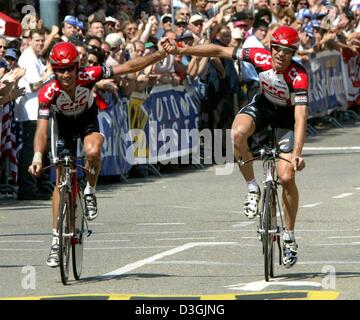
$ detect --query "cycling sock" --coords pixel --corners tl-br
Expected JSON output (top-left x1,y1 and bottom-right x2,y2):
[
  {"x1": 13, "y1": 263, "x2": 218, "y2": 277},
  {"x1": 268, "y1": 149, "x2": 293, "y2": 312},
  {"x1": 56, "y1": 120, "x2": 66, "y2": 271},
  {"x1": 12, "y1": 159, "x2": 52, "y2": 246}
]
[
  {"x1": 247, "y1": 179, "x2": 260, "y2": 193},
  {"x1": 284, "y1": 229, "x2": 295, "y2": 241},
  {"x1": 84, "y1": 182, "x2": 96, "y2": 195},
  {"x1": 52, "y1": 231, "x2": 59, "y2": 246}
]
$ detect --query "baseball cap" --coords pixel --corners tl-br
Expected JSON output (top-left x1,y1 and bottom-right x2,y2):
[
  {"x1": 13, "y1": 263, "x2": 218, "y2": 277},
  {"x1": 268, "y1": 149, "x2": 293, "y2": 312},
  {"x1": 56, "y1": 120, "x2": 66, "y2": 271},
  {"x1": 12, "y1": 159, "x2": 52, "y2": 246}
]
[
  {"x1": 145, "y1": 42, "x2": 157, "y2": 49},
  {"x1": 105, "y1": 33, "x2": 123, "y2": 48},
  {"x1": 234, "y1": 20, "x2": 249, "y2": 28},
  {"x1": 106, "y1": 16, "x2": 118, "y2": 24},
  {"x1": 64, "y1": 15, "x2": 85, "y2": 30},
  {"x1": 175, "y1": 18, "x2": 188, "y2": 25},
  {"x1": 4, "y1": 48, "x2": 18, "y2": 61},
  {"x1": 189, "y1": 14, "x2": 204, "y2": 24},
  {"x1": 161, "y1": 14, "x2": 173, "y2": 23},
  {"x1": 231, "y1": 12, "x2": 248, "y2": 22},
  {"x1": 180, "y1": 30, "x2": 194, "y2": 40}
]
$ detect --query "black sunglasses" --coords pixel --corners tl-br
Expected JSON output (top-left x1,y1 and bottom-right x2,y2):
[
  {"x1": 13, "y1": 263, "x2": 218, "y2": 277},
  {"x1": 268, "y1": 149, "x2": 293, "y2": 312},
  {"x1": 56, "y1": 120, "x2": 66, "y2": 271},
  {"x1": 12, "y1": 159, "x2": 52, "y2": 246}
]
[
  {"x1": 0, "y1": 45, "x2": 8, "y2": 49},
  {"x1": 272, "y1": 44, "x2": 295, "y2": 54},
  {"x1": 53, "y1": 65, "x2": 76, "y2": 73}
]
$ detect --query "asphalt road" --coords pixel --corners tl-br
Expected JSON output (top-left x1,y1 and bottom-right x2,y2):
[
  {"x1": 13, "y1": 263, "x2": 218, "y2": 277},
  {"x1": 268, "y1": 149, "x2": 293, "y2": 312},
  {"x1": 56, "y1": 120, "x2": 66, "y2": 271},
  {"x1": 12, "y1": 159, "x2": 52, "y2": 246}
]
[{"x1": 1, "y1": 118, "x2": 360, "y2": 300}]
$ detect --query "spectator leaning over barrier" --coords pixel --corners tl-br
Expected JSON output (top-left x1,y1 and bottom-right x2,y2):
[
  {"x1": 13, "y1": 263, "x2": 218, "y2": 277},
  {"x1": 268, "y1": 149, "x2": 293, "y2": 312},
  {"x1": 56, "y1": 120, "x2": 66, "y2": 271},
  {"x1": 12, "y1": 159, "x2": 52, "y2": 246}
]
[
  {"x1": 28, "y1": 39, "x2": 172, "y2": 268},
  {"x1": 15, "y1": 29, "x2": 53, "y2": 201}
]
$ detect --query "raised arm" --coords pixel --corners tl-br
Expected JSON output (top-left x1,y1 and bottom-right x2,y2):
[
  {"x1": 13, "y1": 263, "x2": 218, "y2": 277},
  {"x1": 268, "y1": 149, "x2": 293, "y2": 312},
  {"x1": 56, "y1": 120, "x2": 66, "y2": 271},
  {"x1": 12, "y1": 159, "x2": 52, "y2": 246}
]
[
  {"x1": 112, "y1": 40, "x2": 168, "y2": 76},
  {"x1": 164, "y1": 41, "x2": 234, "y2": 60}
]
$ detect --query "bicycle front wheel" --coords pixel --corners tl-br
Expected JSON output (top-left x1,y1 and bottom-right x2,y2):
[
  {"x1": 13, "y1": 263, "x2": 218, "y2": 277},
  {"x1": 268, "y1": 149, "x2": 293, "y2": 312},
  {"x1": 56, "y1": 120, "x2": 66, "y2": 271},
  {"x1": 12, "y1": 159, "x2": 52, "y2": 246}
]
[
  {"x1": 58, "y1": 188, "x2": 71, "y2": 285},
  {"x1": 72, "y1": 185, "x2": 85, "y2": 280},
  {"x1": 263, "y1": 182, "x2": 275, "y2": 282}
]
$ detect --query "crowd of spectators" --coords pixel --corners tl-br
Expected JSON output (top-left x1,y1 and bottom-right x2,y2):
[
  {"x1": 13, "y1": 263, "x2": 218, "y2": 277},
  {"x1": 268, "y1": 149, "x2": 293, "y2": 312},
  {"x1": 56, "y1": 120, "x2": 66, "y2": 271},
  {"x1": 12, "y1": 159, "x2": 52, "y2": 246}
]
[{"x1": 0, "y1": 0, "x2": 359, "y2": 199}]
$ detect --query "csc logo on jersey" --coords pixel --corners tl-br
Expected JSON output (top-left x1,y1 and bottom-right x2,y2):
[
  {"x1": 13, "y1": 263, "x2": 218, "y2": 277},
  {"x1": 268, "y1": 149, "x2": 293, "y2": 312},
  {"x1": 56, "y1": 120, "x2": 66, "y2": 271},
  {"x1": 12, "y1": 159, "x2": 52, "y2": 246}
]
[
  {"x1": 57, "y1": 88, "x2": 90, "y2": 113},
  {"x1": 288, "y1": 67, "x2": 301, "y2": 83},
  {"x1": 44, "y1": 82, "x2": 60, "y2": 100},
  {"x1": 254, "y1": 53, "x2": 271, "y2": 65},
  {"x1": 78, "y1": 70, "x2": 96, "y2": 81},
  {"x1": 261, "y1": 81, "x2": 287, "y2": 99}
]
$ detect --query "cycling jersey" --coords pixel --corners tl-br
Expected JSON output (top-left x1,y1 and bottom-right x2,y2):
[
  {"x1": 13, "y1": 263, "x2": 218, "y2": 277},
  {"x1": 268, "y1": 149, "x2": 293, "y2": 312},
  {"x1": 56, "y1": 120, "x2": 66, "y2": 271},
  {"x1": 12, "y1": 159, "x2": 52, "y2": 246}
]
[
  {"x1": 232, "y1": 47, "x2": 309, "y2": 107},
  {"x1": 38, "y1": 65, "x2": 113, "y2": 119}
]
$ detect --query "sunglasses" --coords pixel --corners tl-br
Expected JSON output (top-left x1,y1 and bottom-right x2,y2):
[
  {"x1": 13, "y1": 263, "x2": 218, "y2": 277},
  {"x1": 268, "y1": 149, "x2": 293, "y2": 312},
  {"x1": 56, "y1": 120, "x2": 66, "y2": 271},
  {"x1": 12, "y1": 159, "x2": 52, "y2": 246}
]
[
  {"x1": 272, "y1": 44, "x2": 295, "y2": 54},
  {"x1": 87, "y1": 60, "x2": 98, "y2": 65},
  {"x1": 0, "y1": 45, "x2": 7, "y2": 49},
  {"x1": 53, "y1": 65, "x2": 76, "y2": 73}
]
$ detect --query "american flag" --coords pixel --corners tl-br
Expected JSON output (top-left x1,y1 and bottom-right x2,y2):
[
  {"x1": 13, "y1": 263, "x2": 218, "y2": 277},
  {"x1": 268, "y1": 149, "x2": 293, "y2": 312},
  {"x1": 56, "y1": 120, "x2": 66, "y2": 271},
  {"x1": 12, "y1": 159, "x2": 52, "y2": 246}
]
[{"x1": 0, "y1": 101, "x2": 20, "y2": 183}]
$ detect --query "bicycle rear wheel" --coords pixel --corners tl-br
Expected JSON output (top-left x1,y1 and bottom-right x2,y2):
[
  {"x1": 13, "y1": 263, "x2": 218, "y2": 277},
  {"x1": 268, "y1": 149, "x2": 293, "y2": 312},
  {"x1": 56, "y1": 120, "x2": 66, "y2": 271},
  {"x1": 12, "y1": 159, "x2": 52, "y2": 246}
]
[
  {"x1": 263, "y1": 182, "x2": 275, "y2": 282},
  {"x1": 72, "y1": 184, "x2": 85, "y2": 280},
  {"x1": 58, "y1": 188, "x2": 71, "y2": 285}
]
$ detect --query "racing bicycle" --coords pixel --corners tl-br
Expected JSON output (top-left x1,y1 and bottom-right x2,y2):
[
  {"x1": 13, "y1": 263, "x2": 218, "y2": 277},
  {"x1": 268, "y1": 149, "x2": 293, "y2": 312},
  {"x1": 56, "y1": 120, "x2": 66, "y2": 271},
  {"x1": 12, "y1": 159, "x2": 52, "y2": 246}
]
[{"x1": 240, "y1": 131, "x2": 292, "y2": 281}]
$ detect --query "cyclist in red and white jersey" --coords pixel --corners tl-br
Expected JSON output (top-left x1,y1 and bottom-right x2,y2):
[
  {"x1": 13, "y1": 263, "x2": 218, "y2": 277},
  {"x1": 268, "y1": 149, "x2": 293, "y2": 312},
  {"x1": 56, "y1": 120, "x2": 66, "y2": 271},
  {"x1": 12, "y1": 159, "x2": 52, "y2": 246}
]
[
  {"x1": 29, "y1": 41, "x2": 169, "y2": 267},
  {"x1": 163, "y1": 26, "x2": 308, "y2": 267}
]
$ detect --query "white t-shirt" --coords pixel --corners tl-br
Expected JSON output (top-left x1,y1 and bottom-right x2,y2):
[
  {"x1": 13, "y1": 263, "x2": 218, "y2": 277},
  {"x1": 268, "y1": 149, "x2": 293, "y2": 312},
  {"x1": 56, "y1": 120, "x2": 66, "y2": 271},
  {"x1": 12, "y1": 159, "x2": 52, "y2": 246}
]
[{"x1": 15, "y1": 47, "x2": 46, "y2": 121}]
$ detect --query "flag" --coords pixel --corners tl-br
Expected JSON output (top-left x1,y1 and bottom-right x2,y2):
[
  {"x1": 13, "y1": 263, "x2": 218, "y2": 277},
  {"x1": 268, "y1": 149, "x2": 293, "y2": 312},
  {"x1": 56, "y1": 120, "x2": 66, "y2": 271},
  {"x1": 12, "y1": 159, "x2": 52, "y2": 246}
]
[{"x1": 0, "y1": 101, "x2": 19, "y2": 183}]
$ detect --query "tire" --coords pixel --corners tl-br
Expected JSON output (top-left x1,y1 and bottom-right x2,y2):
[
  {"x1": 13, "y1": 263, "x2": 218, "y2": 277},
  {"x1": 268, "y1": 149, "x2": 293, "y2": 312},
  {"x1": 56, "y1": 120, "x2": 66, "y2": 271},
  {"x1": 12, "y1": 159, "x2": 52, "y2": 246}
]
[
  {"x1": 59, "y1": 188, "x2": 71, "y2": 285},
  {"x1": 263, "y1": 182, "x2": 275, "y2": 282},
  {"x1": 72, "y1": 184, "x2": 85, "y2": 280}
]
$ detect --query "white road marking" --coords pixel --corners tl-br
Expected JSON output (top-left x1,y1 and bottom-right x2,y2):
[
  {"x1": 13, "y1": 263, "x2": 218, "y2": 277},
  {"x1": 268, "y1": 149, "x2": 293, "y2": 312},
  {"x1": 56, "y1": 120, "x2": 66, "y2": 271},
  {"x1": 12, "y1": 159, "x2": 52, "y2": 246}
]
[
  {"x1": 303, "y1": 146, "x2": 360, "y2": 151},
  {"x1": 313, "y1": 242, "x2": 360, "y2": 246},
  {"x1": 0, "y1": 240, "x2": 44, "y2": 243},
  {"x1": 86, "y1": 240, "x2": 130, "y2": 243},
  {"x1": 327, "y1": 236, "x2": 360, "y2": 239},
  {"x1": 225, "y1": 278, "x2": 321, "y2": 292},
  {"x1": 99, "y1": 242, "x2": 237, "y2": 279},
  {"x1": 232, "y1": 221, "x2": 255, "y2": 228},
  {"x1": 137, "y1": 223, "x2": 186, "y2": 226},
  {"x1": 332, "y1": 193, "x2": 353, "y2": 199},
  {"x1": 0, "y1": 205, "x2": 51, "y2": 211},
  {"x1": 301, "y1": 202, "x2": 322, "y2": 208},
  {"x1": 155, "y1": 237, "x2": 216, "y2": 241},
  {"x1": 297, "y1": 260, "x2": 360, "y2": 265}
]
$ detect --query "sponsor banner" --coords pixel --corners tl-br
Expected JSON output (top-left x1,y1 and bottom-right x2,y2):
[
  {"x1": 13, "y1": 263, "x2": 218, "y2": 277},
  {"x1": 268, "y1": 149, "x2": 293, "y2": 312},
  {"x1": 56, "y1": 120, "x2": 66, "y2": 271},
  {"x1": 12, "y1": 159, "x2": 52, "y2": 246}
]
[
  {"x1": 128, "y1": 92, "x2": 148, "y2": 158},
  {"x1": 98, "y1": 93, "x2": 133, "y2": 176},
  {"x1": 341, "y1": 48, "x2": 360, "y2": 107},
  {"x1": 131, "y1": 85, "x2": 200, "y2": 164},
  {"x1": 184, "y1": 76, "x2": 206, "y2": 107},
  {"x1": 305, "y1": 51, "x2": 347, "y2": 117}
]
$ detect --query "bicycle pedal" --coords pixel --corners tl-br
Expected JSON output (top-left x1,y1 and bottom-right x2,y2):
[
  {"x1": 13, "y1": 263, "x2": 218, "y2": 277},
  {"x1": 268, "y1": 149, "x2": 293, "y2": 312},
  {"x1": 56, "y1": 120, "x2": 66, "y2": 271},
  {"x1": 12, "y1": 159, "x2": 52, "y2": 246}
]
[{"x1": 87, "y1": 230, "x2": 92, "y2": 237}]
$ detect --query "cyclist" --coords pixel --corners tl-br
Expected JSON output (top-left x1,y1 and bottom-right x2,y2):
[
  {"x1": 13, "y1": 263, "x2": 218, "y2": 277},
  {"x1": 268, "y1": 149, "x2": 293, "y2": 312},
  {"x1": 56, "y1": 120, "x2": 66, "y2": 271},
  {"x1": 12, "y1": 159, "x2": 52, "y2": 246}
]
[
  {"x1": 163, "y1": 26, "x2": 308, "y2": 268},
  {"x1": 29, "y1": 40, "x2": 169, "y2": 267}
]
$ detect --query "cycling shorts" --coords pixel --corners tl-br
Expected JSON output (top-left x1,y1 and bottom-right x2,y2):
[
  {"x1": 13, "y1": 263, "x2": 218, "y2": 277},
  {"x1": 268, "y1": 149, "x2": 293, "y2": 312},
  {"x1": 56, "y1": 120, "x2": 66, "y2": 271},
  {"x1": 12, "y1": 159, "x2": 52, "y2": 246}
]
[
  {"x1": 52, "y1": 105, "x2": 100, "y2": 157},
  {"x1": 238, "y1": 94, "x2": 295, "y2": 153}
]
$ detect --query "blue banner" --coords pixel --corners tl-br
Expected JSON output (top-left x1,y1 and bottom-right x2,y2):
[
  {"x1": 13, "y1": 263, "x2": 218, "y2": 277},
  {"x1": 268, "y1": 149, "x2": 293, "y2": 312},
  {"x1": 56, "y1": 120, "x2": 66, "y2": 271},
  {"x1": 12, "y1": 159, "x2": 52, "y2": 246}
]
[
  {"x1": 98, "y1": 93, "x2": 134, "y2": 176},
  {"x1": 132, "y1": 85, "x2": 200, "y2": 164},
  {"x1": 305, "y1": 51, "x2": 347, "y2": 117}
]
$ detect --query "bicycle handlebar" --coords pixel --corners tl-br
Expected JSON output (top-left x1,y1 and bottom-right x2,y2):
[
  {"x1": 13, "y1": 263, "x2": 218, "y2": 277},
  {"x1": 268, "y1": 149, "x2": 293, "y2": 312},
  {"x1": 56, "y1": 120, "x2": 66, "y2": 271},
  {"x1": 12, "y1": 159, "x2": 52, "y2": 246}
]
[{"x1": 239, "y1": 147, "x2": 292, "y2": 166}]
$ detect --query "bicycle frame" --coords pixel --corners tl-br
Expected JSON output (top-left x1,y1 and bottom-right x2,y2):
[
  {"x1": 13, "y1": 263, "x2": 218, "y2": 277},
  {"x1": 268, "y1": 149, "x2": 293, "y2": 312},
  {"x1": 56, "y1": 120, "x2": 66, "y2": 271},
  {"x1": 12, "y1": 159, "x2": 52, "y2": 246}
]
[
  {"x1": 46, "y1": 150, "x2": 91, "y2": 285},
  {"x1": 240, "y1": 146, "x2": 289, "y2": 281}
]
